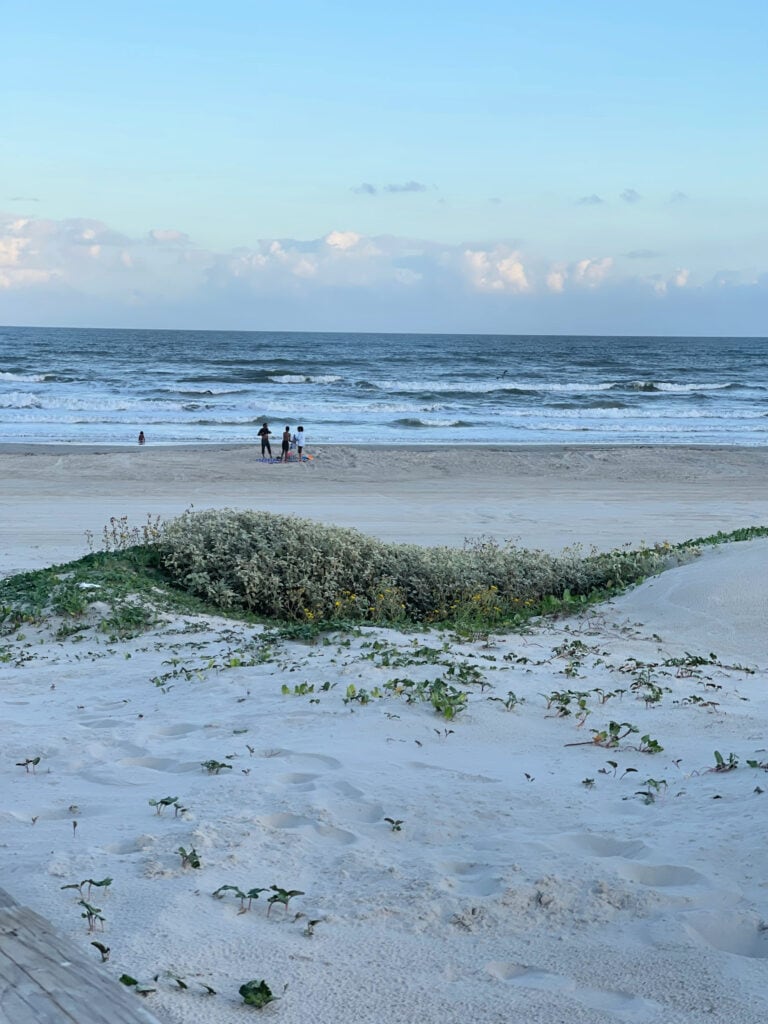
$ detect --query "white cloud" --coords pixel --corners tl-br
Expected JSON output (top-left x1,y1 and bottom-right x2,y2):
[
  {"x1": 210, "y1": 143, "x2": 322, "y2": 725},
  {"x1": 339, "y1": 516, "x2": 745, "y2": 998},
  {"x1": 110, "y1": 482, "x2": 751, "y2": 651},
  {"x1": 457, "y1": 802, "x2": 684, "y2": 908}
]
[
  {"x1": 0, "y1": 209, "x2": 765, "y2": 334},
  {"x1": 546, "y1": 268, "x2": 566, "y2": 293},
  {"x1": 0, "y1": 236, "x2": 29, "y2": 266},
  {"x1": 651, "y1": 268, "x2": 691, "y2": 294},
  {"x1": 462, "y1": 247, "x2": 530, "y2": 293},
  {"x1": 673, "y1": 268, "x2": 689, "y2": 288},
  {"x1": 148, "y1": 229, "x2": 190, "y2": 245},
  {"x1": 0, "y1": 267, "x2": 60, "y2": 290},
  {"x1": 324, "y1": 230, "x2": 361, "y2": 250},
  {"x1": 573, "y1": 257, "x2": 613, "y2": 287}
]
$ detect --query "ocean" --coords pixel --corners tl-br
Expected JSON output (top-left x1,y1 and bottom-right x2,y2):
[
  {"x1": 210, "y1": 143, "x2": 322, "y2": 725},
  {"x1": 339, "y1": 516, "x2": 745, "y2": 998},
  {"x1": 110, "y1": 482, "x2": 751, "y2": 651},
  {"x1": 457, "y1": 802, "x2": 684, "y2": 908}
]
[{"x1": 1, "y1": 327, "x2": 766, "y2": 447}]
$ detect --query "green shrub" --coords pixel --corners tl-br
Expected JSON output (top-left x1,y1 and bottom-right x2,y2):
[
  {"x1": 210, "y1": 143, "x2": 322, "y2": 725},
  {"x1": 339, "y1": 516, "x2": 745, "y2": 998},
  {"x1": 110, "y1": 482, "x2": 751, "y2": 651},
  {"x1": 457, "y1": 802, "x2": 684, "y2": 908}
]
[{"x1": 156, "y1": 508, "x2": 678, "y2": 625}]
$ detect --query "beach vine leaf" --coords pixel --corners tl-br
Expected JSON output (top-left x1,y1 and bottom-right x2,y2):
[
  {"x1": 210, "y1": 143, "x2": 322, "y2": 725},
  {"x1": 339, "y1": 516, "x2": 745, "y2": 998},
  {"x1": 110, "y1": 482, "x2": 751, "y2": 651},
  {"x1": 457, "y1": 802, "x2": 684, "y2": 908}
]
[
  {"x1": 267, "y1": 886, "x2": 304, "y2": 915},
  {"x1": 239, "y1": 979, "x2": 275, "y2": 1008}
]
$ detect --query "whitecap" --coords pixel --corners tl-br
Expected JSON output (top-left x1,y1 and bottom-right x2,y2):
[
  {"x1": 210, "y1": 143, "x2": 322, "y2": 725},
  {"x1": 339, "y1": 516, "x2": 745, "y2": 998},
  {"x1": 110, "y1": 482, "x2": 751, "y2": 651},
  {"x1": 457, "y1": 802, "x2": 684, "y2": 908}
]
[
  {"x1": 0, "y1": 391, "x2": 43, "y2": 408},
  {"x1": 0, "y1": 370, "x2": 48, "y2": 383}
]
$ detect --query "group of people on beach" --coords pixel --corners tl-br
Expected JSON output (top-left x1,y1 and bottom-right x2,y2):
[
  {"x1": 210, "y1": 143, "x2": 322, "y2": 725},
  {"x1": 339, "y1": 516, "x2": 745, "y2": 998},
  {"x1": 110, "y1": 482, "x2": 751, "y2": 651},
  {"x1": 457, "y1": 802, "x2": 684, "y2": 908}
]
[
  {"x1": 135, "y1": 424, "x2": 307, "y2": 460},
  {"x1": 258, "y1": 423, "x2": 307, "y2": 462}
]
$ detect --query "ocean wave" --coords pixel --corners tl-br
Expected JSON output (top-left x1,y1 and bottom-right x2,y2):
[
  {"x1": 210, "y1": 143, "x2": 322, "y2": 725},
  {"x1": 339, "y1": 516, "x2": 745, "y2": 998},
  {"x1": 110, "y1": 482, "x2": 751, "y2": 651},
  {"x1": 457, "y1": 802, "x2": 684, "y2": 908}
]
[
  {"x1": 178, "y1": 371, "x2": 280, "y2": 385},
  {"x1": 377, "y1": 378, "x2": 742, "y2": 396},
  {"x1": 167, "y1": 386, "x2": 248, "y2": 396},
  {"x1": 269, "y1": 374, "x2": 343, "y2": 385},
  {"x1": 628, "y1": 381, "x2": 734, "y2": 393},
  {"x1": 1, "y1": 328, "x2": 765, "y2": 447},
  {"x1": 549, "y1": 399, "x2": 631, "y2": 410},
  {"x1": 499, "y1": 406, "x2": 763, "y2": 421},
  {"x1": 30, "y1": 395, "x2": 180, "y2": 412},
  {"x1": 0, "y1": 392, "x2": 43, "y2": 408},
  {"x1": 379, "y1": 379, "x2": 616, "y2": 394},
  {"x1": 390, "y1": 417, "x2": 474, "y2": 428},
  {"x1": 189, "y1": 418, "x2": 259, "y2": 427},
  {"x1": 0, "y1": 370, "x2": 49, "y2": 383}
]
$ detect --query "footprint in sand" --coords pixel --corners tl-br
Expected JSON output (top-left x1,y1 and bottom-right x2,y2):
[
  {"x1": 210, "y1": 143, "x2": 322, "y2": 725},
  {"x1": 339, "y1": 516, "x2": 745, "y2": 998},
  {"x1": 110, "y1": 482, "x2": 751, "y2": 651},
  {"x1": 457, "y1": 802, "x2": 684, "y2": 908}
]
[
  {"x1": 275, "y1": 772, "x2": 319, "y2": 790},
  {"x1": 486, "y1": 962, "x2": 660, "y2": 1021},
  {"x1": 439, "y1": 860, "x2": 502, "y2": 896},
  {"x1": 321, "y1": 781, "x2": 385, "y2": 824},
  {"x1": 79, "y1": 717, "x2": 127, "y2": 730},
  {"x1": 332, "y1": 780, "x2": 364, "y2": 799},
  {"x1": 150, "y1": 722, "x2": 201, "y2": 738},
  {"x1": 262, "y1": 812, "x2": 313, "y2": 829},
  {"x1": 559, "y1": 833, "x2": 648, "y2": 858},
  {"x1": 314, "y1": 823, "x2": 356, "y2": 845},
  {"x1": 117, "y1": 756, "x2": 200, "y2": 773},
  {"x1": 284, "y1": 750, "x2": 342, "y2": 769},
  {"x1": 79, "y1": 767, "x2": 147, "y2": 787},
  {"x1": 265, "y1": 749, "x2": 341, "y2": 770},
  {"x1": 684, "y1": 911, "x2": 768, "y2": 958},
  {"x1": 105, "y1": 834, "x2": 158, "y2": 855},
  {"x1": 260, "y1": 812, "x2": 356, "y2": 845},
  {"x1": 616, "y1": 862, "x2": 706, "y2": 888}
]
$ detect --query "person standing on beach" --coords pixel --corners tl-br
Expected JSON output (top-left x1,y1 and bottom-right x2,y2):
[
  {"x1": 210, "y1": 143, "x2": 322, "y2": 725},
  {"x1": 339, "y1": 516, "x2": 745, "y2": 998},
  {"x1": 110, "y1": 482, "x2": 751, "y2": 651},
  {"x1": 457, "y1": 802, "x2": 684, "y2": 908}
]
[
  {"x1": 281, "y1": 425, "x2": 292, "y2": 462},
  {"x1": 295, "y1": 425, "x2": 306, "y2": 462},
  {"x1": 138, "y1": 430, "x2": 145, "y2": 445},
  {"x1": 258, "y1": 423, "x2": 272, "y2": 458}
]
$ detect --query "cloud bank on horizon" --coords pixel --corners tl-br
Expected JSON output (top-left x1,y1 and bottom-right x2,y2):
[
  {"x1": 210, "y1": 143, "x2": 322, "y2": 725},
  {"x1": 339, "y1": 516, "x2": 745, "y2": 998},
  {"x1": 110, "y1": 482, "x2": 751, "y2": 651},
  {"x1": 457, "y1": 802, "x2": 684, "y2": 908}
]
[
  {"x1": 1, "y1": 210, "x2": 765, "y2": 335},
  {"x1": 2, "y1": 1, "x2": 766, "y2": 334}
]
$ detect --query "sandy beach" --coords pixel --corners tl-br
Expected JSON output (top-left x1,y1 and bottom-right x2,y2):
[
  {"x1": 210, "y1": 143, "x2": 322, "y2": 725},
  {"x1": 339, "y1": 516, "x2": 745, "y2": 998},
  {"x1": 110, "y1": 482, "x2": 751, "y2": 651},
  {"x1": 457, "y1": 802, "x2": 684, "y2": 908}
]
[
  {"x1": 2, "y1": 444, "x2": 768, "y2": 1023},
  {"x1": 2, "y1": 443, "x2": 768, "y2": 576}
]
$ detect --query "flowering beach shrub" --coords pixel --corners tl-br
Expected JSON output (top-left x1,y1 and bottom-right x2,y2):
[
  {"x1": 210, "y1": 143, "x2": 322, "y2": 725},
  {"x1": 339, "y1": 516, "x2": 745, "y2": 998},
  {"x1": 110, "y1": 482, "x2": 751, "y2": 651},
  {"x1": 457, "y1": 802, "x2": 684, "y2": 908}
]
[{"x1": 156, "y1": 508, "x2": 677, "y2": 624}]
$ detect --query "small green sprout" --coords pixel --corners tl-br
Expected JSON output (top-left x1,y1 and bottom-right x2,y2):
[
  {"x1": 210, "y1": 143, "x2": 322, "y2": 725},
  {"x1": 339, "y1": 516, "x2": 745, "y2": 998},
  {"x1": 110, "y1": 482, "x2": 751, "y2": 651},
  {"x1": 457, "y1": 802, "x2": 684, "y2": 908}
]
[
  {"x1": 384, "y1": 817, "x2": 404, "y2": 832},
  {"x1": 713, "y1": 750, "x2": 738, "y2": 772},
  {"x1": 487, "y1": 691, "x2": 524, "y2": 711},
  {"x1": 178, "y1": 846, "x2": 201, "y2": 869},
  {"x1": 62, "y1": 877, "x2": 112, "y2": 900},
  {"x1": 16, "y1": 756, "x2": 41, "y2": 774},
  {"x1": 239, "y1": 979, "x2": 275, "y2": 1008},
  {"x1": 119, "y1": 975, "x2": 156, "y2": 995},
  {"x1": 267, "y1": 886, "x2": 304, "y2": 915},
  {"x1": 79, "y1": 900, "x2": 105, "y2": 933},
  {"x1": 201, "y1": 760, "x2": 232, "y2": 774},
  {"x1": 638, "y1": 734, "x2": 664, "y2": 754},
  {"x1": 591, "y1": 721, "x2": 638, "y2": 747},
  {"x1": 148, "y1": 795, "x2": 180, "y2": 815},
  {"x1": 213, "y1": 884, "x2": 268, "y2": 912},
  {"x1": 634, "y1": 778, "x2": 667, "y2": 804}
]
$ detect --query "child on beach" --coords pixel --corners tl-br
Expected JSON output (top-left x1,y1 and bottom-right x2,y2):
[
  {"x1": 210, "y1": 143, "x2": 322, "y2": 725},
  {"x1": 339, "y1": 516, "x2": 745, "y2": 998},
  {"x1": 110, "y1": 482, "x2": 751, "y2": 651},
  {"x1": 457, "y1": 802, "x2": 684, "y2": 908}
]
[
  {"x1": 281, "y1": 426, "x2": 292, "y2": 461},
  {"x1": 295, "y1": 425, "x2": 306, "y2": 462},
  {"x1": 138, "y1": 431, "x2": 145, "y2": 445},
  {"x1": 258, "y1": 423, "x2": 272, "y2": 457}
]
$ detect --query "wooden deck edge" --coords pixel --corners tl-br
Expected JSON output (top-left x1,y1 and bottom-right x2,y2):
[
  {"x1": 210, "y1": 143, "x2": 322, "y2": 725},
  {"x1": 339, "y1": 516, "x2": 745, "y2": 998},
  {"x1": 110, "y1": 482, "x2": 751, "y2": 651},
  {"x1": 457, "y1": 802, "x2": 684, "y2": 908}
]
[{"x1": 0, "y1": 889, "x2": 166, "y2": 1024}]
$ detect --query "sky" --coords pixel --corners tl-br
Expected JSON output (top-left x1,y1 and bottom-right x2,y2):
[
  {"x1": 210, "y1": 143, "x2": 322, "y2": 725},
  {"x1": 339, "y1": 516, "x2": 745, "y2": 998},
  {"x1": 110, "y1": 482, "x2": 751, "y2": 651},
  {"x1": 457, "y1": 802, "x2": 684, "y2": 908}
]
[{"x1": 1, "y1": 0, "x2": 766, "y2": 334}]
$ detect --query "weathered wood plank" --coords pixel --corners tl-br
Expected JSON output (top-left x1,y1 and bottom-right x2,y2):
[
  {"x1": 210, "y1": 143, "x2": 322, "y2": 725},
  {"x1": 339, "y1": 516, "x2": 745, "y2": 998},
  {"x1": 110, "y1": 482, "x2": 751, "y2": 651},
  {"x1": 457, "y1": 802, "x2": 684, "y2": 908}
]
[{"x1": 0, "y1": 891, "x2": 164, "y2": 1024}]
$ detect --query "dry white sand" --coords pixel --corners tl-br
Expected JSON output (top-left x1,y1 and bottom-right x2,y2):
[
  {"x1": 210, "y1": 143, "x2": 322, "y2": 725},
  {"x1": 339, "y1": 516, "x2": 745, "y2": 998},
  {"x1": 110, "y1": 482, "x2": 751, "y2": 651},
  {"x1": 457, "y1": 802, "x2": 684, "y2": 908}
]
[
  {"x1": 2, "y1": 445, "x2": 768, "y2": 1023},
  {"x1": 2, "y1": 443, "x2": 768, "y2": 575}
]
